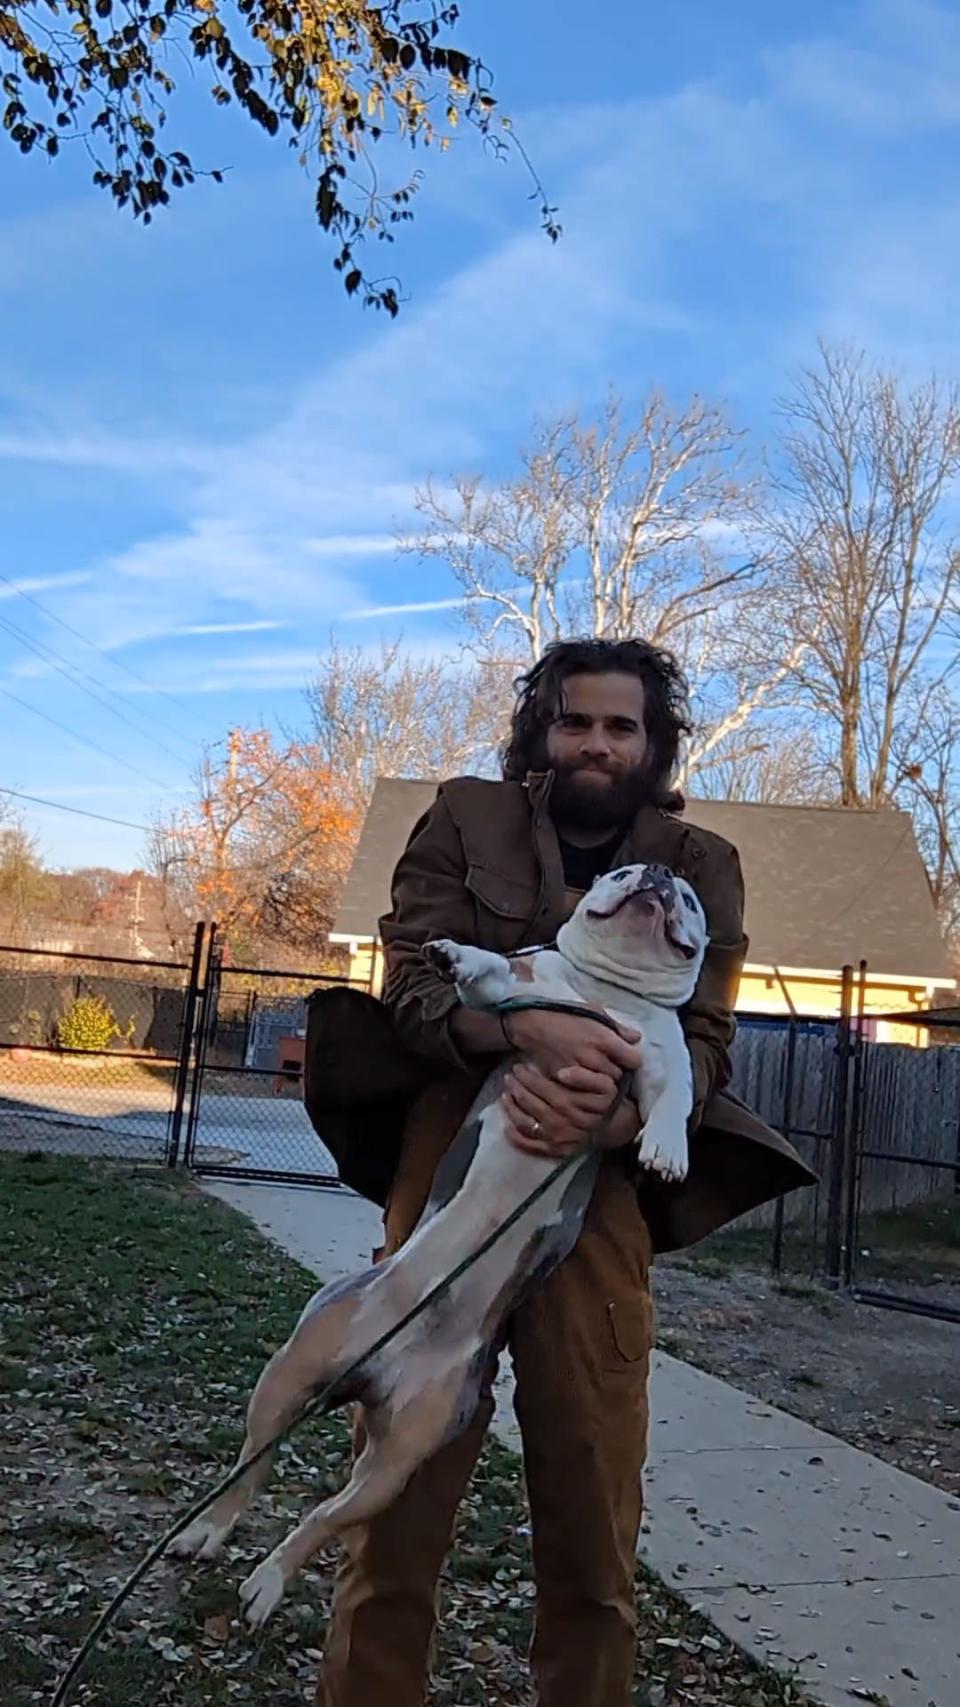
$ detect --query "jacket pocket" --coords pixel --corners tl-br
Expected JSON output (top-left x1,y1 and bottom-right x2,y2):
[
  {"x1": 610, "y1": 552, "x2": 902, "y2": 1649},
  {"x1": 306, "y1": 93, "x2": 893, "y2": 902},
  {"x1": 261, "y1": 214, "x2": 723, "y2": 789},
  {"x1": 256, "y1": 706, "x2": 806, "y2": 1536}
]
[
  {"x1": 465, "y1": 861, "x2": 538, "y2": 924},
  {"x1": 605, "y1": 1298, "x2": 652, "y2": 1368}
]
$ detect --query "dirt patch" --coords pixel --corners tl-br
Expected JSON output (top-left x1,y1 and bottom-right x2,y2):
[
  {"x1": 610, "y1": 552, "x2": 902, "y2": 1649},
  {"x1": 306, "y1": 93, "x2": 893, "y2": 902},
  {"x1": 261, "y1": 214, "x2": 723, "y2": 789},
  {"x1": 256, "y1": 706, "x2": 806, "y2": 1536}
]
[{"x1": 654, "y1": 1258, "x2": 960, "y2": 1495}]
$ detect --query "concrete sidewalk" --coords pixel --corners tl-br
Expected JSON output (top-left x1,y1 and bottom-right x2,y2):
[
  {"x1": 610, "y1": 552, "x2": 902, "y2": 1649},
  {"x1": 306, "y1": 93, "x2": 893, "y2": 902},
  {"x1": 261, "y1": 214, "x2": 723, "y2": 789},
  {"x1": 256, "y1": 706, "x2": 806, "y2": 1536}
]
[{"x1": 204, "y1": 1179, "x2": 960, "y2": 1707}]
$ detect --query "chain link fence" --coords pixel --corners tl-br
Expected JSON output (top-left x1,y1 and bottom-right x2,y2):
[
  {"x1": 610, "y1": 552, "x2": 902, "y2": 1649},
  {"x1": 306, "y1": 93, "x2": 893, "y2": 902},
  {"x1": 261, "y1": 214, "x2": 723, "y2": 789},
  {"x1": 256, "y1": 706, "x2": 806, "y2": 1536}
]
[{"x1": 0, "y1": 934, "x2": 202, "y2": 1165}]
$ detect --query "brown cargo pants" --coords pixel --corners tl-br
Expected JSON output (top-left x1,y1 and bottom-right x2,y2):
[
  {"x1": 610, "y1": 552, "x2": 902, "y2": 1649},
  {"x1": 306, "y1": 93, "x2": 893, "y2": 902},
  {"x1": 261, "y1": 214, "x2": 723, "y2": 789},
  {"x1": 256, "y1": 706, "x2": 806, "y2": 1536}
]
[{"x1": 316, "y1": 1092, "x2": 654, "y2": 1707}]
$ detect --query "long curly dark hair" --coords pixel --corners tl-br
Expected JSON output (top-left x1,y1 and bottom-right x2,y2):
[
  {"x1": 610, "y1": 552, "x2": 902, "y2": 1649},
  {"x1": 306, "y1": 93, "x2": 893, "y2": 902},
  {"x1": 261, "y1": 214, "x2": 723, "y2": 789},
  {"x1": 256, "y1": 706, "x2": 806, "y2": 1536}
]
[{"x1": 501, "y1": 637, "x2": 692, "y2": 809}]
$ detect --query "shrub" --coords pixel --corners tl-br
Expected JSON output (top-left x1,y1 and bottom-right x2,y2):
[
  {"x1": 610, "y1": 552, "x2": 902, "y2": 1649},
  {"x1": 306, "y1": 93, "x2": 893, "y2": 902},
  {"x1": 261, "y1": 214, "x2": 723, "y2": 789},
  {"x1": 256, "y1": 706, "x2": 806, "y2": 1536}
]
[{"x1": 56, "y1": 995, "x2": 133, "y2": 1054}]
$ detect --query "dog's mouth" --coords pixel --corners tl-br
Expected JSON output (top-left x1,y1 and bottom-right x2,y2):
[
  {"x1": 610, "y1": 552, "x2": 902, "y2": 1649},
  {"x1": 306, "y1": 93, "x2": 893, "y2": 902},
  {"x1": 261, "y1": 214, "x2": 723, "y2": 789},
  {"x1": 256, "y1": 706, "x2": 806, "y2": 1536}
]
[
  {"x1": 585, "y1": 888, "x2": 653, "y2": 921},
  {"x1": 586, "y1": 888, "x2": 697, "y2": 960}
]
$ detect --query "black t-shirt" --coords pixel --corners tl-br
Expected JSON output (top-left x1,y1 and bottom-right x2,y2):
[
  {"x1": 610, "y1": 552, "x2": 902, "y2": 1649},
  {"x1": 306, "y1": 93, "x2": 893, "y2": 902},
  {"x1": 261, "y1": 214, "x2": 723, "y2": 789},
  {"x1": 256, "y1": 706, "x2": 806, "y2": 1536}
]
[{"x1": 558, "y1": 833, "x2": 621, "y2": 895}]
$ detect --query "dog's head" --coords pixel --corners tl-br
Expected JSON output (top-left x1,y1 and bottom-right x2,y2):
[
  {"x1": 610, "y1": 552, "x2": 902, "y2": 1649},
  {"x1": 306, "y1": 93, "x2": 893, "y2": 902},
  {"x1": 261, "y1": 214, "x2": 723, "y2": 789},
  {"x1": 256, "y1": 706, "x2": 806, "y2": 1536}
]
[{"x1": 556, "y1": 862, "x2": 708, "y2": 1006}]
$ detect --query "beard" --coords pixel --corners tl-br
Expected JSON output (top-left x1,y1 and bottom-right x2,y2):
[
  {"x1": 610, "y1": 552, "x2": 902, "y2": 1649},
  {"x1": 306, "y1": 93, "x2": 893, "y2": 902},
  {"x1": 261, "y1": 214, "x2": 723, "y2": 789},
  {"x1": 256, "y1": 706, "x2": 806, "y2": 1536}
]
[{"x1": 549, "y1": 759, "x2": 654, "y2": 832}]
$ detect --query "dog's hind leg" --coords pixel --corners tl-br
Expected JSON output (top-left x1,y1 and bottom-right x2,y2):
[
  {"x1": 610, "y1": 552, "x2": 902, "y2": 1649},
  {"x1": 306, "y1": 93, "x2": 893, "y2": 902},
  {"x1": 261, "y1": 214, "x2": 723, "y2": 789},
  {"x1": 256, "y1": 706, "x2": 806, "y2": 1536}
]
[
  {"x1": 170, "y1": 1275, "x2": 385, "y2": 1563},
  {"x1": 238, "y1": 1359, "x2": 477, "y2": 1627},
  {"x1": 169, "y1": 1342, "x2": 316, "y2": 1560}
]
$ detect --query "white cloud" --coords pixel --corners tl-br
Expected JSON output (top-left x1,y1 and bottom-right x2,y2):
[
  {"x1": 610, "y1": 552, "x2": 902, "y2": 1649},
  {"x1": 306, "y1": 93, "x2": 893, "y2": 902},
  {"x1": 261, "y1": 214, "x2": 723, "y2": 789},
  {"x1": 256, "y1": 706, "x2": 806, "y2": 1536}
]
[
  {"x1": 0, "y1": 572, "x2": 93, "y2": 601},
  {"x1": 342, "y1": 597, "x2": 468, "y2": 620},
  {"x1": 0, "y1": 426, "x2": 211, "y2": 475},
  {"x1": 9, "y1": 0, "x2": 960, "y2": 681},
  {"x1": 768, "y1": 0, "x2": 960, "y2": 135},
  {"x1": 302, "y1": 534, "x2": 398, "y2": 557},
  {"x1": 172, "y1": 620, "x2": 292, "y2": 637}
]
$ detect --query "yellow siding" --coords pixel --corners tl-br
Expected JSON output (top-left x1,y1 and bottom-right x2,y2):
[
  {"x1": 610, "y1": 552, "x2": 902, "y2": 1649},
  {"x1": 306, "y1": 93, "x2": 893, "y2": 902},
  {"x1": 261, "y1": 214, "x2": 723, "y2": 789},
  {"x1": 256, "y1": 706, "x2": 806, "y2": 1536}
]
[
  {"x1": 736, "y1": 970, "x2": 935, "y2": 1044},
  {"x1": 345, "y1": 946, "x2": 941, "y2": 1045},
  {"x1": 345, "y1": 941, "x2": 383, "y2": 994}
]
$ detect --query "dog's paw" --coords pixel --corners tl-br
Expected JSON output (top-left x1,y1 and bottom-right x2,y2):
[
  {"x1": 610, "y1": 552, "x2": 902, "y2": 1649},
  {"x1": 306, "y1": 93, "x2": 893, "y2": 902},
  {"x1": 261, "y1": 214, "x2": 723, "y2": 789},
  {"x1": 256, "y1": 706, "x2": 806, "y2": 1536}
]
[
  {"x1": 636, "y1": 1128, "x2": 689, "y2": 1184},
  {"x1": 424, "y1": 939, "x2": 464, "y2": 983},
  {"x1": 239, "y1": 1557, "x2": 287, "y2": 1629},
  {"x1": 168, "y1": 1515, "x2": 234, "y2": 1561},
  {"x1": 426, "y1": 940, "x2": 514, "y2": 1008}
]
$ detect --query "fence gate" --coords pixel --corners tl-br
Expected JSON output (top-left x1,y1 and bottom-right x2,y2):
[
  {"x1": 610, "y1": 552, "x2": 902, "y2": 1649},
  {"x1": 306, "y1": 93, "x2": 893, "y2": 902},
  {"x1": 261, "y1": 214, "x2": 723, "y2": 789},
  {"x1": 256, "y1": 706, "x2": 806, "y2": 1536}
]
[
  {"x1": 845, "y1": 1009, "x2": 960, "y2": 1326},
  {"x1": 0, "y1": 926, "x2": 204, "y2": 1168},
  {"x1": 180, "y1": 929, "x2": 356, "y2": 1186}
]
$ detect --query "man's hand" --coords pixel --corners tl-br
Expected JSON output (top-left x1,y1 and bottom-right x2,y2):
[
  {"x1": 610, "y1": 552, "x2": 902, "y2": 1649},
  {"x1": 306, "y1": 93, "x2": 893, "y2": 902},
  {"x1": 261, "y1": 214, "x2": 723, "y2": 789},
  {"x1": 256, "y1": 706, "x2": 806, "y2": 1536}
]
[
  {"x1": 504, "y1": 1006, "x2": 642, "y2": 1079},
  {"x1": 502, "y1": 1008, "x2": 641, "y2": 1156},
  {"x1": 503, "y1": 1060, "x2": 640, "y2": 1156}
]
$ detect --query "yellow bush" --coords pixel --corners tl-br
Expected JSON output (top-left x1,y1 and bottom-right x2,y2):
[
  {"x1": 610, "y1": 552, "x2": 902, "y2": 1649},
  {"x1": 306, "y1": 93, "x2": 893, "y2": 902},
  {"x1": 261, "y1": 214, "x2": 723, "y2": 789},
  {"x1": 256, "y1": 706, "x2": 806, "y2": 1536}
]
[{"x1": 57, "y1": 995, "x2": 133, "y2": 1053}]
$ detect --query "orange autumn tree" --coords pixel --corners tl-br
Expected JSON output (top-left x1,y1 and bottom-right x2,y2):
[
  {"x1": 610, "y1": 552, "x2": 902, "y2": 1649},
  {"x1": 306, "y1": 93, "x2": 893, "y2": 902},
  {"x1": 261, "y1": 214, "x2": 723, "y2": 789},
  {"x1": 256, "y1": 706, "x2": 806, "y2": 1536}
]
[{"x1": 152, "y1": 728, "x2": 358, "y2": 959}]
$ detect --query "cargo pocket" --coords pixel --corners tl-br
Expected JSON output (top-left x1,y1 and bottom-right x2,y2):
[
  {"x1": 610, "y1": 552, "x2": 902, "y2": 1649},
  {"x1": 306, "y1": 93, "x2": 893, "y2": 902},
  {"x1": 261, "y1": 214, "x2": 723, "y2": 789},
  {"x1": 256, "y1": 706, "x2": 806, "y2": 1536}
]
[{"x1": 604, "y1": 1298, "x2": 652, "y2": 1371}]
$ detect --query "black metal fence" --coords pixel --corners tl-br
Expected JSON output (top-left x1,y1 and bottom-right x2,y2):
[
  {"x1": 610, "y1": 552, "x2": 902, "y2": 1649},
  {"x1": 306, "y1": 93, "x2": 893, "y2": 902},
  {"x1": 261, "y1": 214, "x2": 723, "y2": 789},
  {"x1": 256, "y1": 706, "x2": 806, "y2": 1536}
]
[
  {"x1": 0, "y1": 928, "x2": 205, "y2": 1167},
  {"x1": 3, "y1": 936, "x2": 958, "y2": 1323},
  {"x1": 0, "y1": 926, "x2": 359, "y2": 1184},
  {"x1": 179, "y1": 927, "x2": 360, "y2": 1185},
  {"x1": 845, "y1": 1004, "x2": 960, "y2": 1325},
  {"x1": 712, "y1": 969, "x2": 960, "y2": 1325}
]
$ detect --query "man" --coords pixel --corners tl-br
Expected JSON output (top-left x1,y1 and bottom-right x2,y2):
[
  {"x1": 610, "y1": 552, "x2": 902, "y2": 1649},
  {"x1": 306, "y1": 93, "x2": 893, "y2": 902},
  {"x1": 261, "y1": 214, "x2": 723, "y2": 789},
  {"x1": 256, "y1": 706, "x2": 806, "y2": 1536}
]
[{"x1": 316, "y1": 636, "x2": 812, "y2": 1707}]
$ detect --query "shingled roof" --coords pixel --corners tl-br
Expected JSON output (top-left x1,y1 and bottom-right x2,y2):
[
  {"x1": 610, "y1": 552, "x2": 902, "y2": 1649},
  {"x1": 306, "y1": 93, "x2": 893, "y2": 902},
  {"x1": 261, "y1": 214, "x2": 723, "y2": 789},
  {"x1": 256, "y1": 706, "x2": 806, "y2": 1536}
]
[{"x1": 331, "y1": 778, "x2": 952, "y2": 983}]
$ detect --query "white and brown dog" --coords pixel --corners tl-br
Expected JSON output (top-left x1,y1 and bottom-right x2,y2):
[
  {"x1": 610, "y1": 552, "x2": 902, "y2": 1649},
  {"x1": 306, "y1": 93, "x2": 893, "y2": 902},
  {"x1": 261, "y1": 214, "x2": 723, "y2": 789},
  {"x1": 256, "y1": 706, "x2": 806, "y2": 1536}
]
[{"x1": 171, "y1": 862, "x2": 707, "y2": 1626}]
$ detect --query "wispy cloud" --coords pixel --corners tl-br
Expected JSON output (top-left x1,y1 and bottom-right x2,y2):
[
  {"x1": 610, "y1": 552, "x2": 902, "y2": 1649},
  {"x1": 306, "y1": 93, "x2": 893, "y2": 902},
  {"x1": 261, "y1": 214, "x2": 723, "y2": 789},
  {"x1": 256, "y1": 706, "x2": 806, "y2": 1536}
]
[
  {"x1": 768, "y1": 0, "x2": 960, "y2": 136},
  {"x1": 9, "y1": 0, "x2": 960, "y2": 677},
  {"x1": 171, "y1": 620, "x2": 292, "y2": 638},
  {"x1": 341, "y1": 597, "x2": 468, "y2": 620},
  {"x1": 0, "y1": 427, "x2": 211, "y2": 475},
  {"x1": 302, "y1": 534, "x2": 398, "y2": 557},
  {"x1": 0, "y1": 572, "x2": 93, "y2": 601}
]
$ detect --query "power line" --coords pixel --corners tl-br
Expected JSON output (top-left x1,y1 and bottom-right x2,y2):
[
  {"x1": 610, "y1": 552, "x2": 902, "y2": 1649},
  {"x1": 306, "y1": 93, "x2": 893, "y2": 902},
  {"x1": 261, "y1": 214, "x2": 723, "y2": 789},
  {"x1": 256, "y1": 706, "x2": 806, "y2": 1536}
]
[
  {"x1": 0, "y1": 786, "x2": 150, "y2": 834},
  {"x1": 0, "y1": 610, "x2": 196, "y2": 769},
  {"x1": 0, "y1": 568, "x2": 200, "y2": 732},
  {"x1": 0, "y1": 685, "x2": 170, "y2": 790}
]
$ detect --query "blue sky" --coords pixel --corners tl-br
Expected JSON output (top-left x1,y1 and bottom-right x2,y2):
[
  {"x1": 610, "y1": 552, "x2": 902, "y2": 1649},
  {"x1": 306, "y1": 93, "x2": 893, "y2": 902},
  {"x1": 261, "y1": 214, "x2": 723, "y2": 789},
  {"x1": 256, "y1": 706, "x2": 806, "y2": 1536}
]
[{"x1": 2, "y1": 0, "x2": 960, "y2": 870}]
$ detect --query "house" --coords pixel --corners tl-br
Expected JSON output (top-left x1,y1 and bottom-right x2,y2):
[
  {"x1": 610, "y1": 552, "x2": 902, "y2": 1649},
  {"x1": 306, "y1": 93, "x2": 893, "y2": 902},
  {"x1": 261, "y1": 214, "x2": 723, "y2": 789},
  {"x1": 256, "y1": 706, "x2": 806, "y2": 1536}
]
[{"x1": 330, "y1": 779, "x2": 955, "y2": 1043}]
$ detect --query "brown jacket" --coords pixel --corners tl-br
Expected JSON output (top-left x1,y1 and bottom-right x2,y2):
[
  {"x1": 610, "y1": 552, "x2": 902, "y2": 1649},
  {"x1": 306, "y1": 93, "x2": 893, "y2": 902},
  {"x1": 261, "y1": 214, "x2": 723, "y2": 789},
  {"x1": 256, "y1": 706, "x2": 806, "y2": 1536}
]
[
  {"x1": 305, "y1": 773, "x2": 815, "y2": 1252},
  {"x1": 382, "y1": 773, "x2": 744, "y2": 1125}
]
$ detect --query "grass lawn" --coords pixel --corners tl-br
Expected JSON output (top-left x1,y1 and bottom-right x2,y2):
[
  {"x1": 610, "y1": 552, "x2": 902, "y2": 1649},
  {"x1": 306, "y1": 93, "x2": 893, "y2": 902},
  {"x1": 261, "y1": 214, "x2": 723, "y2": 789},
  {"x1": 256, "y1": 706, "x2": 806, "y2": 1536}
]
[{"x1": 0, "y1": 1154, "x2": 814, "y2": 1706}]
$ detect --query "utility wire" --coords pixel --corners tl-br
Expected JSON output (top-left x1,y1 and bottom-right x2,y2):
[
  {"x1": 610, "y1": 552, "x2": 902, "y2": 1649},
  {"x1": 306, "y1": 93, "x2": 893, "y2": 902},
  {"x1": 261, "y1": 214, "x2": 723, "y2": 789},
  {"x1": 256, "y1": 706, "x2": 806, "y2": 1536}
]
[
  {"x1": 0, "y1": 786, "x2": 151, "y2": 834},
  {"x1": 0, "y1": 569, "x2": 200, "y2": 732},
  {"x1": 0, "y1": 610, "x2": 195, "y2": 769},
  {"x1": 0, "y1": 685, "x2": 170, "y2": 791}
]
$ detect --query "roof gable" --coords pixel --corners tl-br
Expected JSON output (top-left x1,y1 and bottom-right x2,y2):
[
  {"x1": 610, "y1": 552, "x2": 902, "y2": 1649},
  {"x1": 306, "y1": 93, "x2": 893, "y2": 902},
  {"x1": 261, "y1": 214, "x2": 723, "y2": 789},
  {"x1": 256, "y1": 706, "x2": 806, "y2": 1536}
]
[{"x1": 332, "y1": 778, "x2": 951, "y2": 982}]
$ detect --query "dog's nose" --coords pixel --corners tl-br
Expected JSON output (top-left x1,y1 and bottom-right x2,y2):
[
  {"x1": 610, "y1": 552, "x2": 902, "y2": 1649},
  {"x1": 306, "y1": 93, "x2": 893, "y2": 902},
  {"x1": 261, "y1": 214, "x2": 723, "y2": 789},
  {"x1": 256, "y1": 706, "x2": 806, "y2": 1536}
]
[{"x1": 640, "y1": 863, "x2": 673, "y2": 887}]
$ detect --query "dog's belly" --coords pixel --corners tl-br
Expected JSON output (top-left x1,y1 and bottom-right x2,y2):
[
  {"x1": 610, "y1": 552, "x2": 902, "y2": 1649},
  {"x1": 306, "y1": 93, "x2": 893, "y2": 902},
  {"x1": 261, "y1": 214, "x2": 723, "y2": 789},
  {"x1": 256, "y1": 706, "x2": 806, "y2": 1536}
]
[{"x1": 353, "y1": 1114, "x2": 600, "y2": 1397}]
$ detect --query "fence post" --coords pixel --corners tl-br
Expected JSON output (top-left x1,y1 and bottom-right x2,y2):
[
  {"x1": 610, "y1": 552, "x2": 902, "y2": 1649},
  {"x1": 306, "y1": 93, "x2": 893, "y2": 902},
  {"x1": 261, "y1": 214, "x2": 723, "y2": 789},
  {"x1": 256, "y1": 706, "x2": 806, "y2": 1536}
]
[
  {"x1": 183, "y1": 923, "x2": 220, "y2": 1169},
  {"x1": 167, "y1": 921, "x2": 207, "y2": 1168},
  {"x1": 842, "y1": 960, "x2": 868, "y2": 1287},
  {"x1": 771, "y1": 1016, "x2": 799, "y2": 1277},
  {"x1": 824, "y1": 964, "x2": 854, "y2": 1287}
]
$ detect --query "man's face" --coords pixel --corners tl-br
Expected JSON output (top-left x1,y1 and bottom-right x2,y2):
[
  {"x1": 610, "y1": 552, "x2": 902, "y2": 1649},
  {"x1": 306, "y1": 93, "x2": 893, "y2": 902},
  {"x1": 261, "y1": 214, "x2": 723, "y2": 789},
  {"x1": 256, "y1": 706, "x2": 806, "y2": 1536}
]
[{"x1": 543, "y1": 671, "x2": 652, "y2": 831}]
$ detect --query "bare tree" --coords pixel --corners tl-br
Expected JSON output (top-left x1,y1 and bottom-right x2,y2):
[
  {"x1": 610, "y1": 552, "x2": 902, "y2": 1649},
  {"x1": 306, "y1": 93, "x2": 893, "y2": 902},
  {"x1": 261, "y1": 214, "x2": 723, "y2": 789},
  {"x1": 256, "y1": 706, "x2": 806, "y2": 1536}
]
[
  {"x1": 766, "y1": 341, "x2": 960, "y2": 808},
  {"x1": 304, "y1": 639, "x2": 505, "y2": 815},
  {"x1": 406, "y1": 395, "x2": 794, "y2": 782},
  {"x1": 410, "y1": 395, "x2": 758, "y2": 654},
  {"x1": 891, "y1": 683, "x2": 960, "y2": 954},
  {"x1": 688, "y1": 719, "x2": 833, "y2": 806}
]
